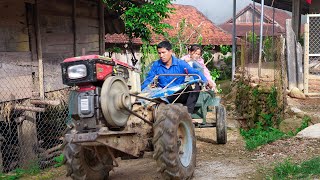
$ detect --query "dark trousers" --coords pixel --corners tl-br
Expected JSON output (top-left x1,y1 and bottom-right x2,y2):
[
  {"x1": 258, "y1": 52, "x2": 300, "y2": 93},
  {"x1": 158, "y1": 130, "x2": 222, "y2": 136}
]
[{"x1": 167, "y1": 84, "x2": 200, "y2": 113}]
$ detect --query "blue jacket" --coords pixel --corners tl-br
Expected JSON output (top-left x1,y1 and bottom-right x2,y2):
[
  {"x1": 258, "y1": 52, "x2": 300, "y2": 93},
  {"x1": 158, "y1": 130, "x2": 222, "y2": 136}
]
[{"x1": 141, "y1": 56, "x2": 208, "y2": 90}]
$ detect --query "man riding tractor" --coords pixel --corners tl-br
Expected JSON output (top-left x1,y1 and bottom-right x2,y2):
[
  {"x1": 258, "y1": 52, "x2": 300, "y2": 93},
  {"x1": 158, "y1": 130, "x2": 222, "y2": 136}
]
[{"x1": 60, "y1": 41, "x2": 225, "y2": 180}]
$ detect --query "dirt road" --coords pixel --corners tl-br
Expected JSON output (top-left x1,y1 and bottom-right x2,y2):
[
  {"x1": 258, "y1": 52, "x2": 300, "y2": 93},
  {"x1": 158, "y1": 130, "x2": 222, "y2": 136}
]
[
  {"x1": 46, "y1": 127, "x2": 260, "y2": 180},
  {"x1": 106, "y1": 128, "x2": 257, "y2": 180},
  {"x1": 23, "y1": 123, "x2": 320, "y2": 180}
]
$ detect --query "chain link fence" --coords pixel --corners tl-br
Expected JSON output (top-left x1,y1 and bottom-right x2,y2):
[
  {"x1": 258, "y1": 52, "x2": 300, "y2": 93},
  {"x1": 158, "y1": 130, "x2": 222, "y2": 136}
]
[
  {"x1": 237, "y1": 35, "x2": 287, "y2": 124},
  {"x1": 0, "y1": 54, "x2": 69, "y2": 172},
  {"x1": 305, "y1": 14, "x2": 320, "y2": 95}
]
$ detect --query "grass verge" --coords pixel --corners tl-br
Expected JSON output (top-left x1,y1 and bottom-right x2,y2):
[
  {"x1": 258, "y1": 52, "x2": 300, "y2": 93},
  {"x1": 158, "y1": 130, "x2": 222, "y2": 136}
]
[
  {"x1": 240, "y1": 116, "x2": 311, "y2": 150},
  {"x1": 267, "y1": 156, "x2": 320, "y2": 179}
]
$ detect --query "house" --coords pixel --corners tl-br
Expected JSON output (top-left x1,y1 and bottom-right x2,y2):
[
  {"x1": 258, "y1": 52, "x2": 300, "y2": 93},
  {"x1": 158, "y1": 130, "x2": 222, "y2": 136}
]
[
  {"x1": 220, "y1": 4, "x2": 292, "y2": 38},
  {"x1": 253, "y1": 0, "x2": 320, "y2": 36},
  {"x1": 105, "y1": 4, "x2": 234, "y2": 63}
]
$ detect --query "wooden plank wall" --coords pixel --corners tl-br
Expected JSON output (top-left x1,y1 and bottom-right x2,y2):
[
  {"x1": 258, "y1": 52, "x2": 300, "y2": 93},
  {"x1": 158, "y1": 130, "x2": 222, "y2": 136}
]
[
  {"x1": 37, "y1": 0, "x2": 99, "y2": 92},
  {"x1": 236, "y1": 9, "x2": 262, "y2": 24},
  {"x1": 38, "y1": 0, "x2": 73, "y2": 92},
  {"x1": 0, "y1": 1, "x2": 30, "y2": 52},
  {"x1": 0, "y1": 1, "x2": 35, "y2": 101},
  {"x1": 76, "y1": 0, "x2": 99, "y2": 55},
  {"x1": 0, "y1": 0, "x2": 101, "y2": 98}
]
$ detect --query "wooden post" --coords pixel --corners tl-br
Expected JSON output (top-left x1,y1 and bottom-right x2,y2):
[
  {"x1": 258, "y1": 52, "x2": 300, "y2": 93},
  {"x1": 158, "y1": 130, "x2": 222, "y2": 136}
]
[
  {"x1": 73, "y1": 0, "x2": 77, "y2": 56},
  {"x1": 304, "y1": 23, "x2": 309, "y2": 95},
  {"x1": 241, "y1": 43, "x2": 245, "y2": 72},
  {"x1": 286, "y1": 19, "x2": 297, "y2": 90},
  {"x1": 99, "y1": 0, "x2": 105, "y2": 55},
  {"x1": 35, "y1": 0, "x2": 44, "y2": 99},
  {"x1": 26, "y1": 3, "x2": 37, "y2": 70},
  {"x1": 17, "y1": 1, "x2": 39, "y2": 170},
  {"x1": 292, "y1": 0, "x2": 302, "y2": 37},
  {"x1": 296, "y1": 43, "x2": 303, "y2": 90},
  {"x1": 18, "y1": 109, "x2": 39, "y2": 169}
]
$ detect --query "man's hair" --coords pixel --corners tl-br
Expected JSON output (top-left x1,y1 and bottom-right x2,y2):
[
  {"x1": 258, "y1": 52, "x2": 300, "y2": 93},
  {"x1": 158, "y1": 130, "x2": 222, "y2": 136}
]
[{"x1": 157, "y1": 41, "x2": 172, "y2": 50}]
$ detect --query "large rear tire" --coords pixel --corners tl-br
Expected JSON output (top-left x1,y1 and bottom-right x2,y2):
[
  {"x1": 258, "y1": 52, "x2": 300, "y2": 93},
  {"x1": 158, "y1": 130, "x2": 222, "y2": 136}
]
[
  {"x1": 153, "y1": 103, "x2": 196, "y2": 180},
  {"x1": 216, "y1": 105, "x2": 227, "y2": 144},
  {"x1": 64, "y1": 142, "x2": 112, "y2": 180}
]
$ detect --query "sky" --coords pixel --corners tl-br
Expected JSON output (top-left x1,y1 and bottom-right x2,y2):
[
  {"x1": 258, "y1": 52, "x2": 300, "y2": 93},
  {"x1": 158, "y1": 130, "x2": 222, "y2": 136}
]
[
  {"x1": 174, "y1": 0, "x2": 255, "y2": 25},
  {"x1": 174, "y1": 0, "x2": 303, "y2": 25}
]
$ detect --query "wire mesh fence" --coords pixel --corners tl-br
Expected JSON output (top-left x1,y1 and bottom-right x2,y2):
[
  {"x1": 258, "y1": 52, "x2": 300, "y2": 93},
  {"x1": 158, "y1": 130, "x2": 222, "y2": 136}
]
[
  {"x1": 306, "y1": 14, "x2": 320, "y2": 94},
  {"x1": 238, "y1": 35, "x2": 287, "y2": 114},
  {"x1": 0, "y1": 54, "x2": 69, "y2": 172}
]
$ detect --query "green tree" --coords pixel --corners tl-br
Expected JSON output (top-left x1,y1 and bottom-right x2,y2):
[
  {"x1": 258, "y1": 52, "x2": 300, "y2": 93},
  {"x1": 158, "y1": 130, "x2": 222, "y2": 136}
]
[
  {"x1": 165, "y1": 18, "x2": 204, "y2": 58},
  {"x1": 103, "y1": 0, "x2": 173, "y2": 43}
]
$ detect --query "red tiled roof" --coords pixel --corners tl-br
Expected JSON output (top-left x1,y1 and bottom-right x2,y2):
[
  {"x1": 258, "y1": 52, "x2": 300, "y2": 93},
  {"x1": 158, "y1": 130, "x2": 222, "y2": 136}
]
[
  {"x1": 105, "y1": 34, "x2": 143, "y2": 44},
  {"x1": 221, "y1": 4, "x2": 291, "y2": 37},
  {"x1": 105, "y1": 4, "x2": 234, "y2": 45}
]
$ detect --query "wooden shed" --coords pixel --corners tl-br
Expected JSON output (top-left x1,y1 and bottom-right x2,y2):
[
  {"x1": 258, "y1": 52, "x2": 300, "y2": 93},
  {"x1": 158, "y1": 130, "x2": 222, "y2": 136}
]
[
  {"x1": 0, "y1": 0, "x2": 116, "y2": 100},
  {"x1": 0, "y1": 0, "x2": 128, "y2": 172}
]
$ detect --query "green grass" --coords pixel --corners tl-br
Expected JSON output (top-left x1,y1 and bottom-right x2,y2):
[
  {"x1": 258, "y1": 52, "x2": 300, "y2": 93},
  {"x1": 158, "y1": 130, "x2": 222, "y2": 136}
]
[
  {"x1": 53, "y1": 154, "x2": 64, "y2": 168},
  {"x1": 0, "y1": 164, "x2": 40, "y2": 180},
  {"x1": 240, "y1": 125, "x2": 286, "y2": 150},
  {"x1": 241, "y1": 116, "x2": 311, "y2": 151},
  {"x1": 0, "y1": 154, "x2": 64, "y2": 180},
  {"x1": 268, "y1": 157, "x2": 320, "y2": 179}
]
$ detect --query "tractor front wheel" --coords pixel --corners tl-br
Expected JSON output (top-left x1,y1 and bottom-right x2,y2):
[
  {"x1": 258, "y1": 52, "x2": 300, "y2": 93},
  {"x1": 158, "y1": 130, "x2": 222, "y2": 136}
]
[
  {"x1": 64, "y1": 142, "x2": 113, "y2": 180},
  {"x1": 153, "y1": 103, "x2": 196, "y2": 180}
]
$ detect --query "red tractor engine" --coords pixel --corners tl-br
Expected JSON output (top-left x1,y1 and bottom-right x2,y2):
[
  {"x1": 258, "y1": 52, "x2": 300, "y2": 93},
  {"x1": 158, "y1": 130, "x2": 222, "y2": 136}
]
[
  {"x1": 61, "y1": 55, "x2": 131, "y2": 87},
  {"x1": 60, "y1": 55, "x2": 136, "y2": 131}
]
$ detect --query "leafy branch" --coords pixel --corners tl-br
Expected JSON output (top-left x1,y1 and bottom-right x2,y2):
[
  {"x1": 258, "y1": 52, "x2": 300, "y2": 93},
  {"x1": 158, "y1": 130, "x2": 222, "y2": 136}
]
[{"x1": 103, "y1": 0, "x2": 173, "y2": 42}]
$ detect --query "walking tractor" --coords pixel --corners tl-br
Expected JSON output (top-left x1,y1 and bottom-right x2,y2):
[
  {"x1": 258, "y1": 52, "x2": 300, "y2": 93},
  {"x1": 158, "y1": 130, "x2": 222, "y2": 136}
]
[{"x1": 60, "y1": 55, "x2": 227, "y2": 180}]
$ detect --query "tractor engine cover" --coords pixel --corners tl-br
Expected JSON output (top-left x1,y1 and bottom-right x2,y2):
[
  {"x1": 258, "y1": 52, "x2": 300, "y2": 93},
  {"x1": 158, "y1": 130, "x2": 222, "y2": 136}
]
[{"x1": 100, "y1": 76, "x2": 132, "y2": 127}]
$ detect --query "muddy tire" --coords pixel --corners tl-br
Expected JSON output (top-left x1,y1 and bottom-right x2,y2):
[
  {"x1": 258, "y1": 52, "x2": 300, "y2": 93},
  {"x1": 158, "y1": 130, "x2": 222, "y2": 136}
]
[
  {"x1": 216, "y1": 105, "x2": 227, "y2": 144},
  {"x1": 153, "y1": 103, "x2": 196, "y2": 180},
  {"x1": 63, "y1": 142, "x2": 112, "y2": 180}
]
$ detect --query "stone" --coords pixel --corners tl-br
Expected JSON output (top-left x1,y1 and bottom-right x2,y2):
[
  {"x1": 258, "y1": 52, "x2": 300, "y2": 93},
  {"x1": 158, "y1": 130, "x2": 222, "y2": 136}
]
[
  {"x1": 249, "y1": 83, "x2": 258, "y2": 87},
  {"x1": 279, "y1": 117, "x2": 304, "y2": 134},
  {"x1": 251, "y1": 76, "x2": 259, "y2": 83},
  {"x1": 296, "y1": 123, "x2": 320, "y2": 139},
  {"x1": 288, "y1": 87, "x2": 306, "y2": 99},
  {"x1": 290, "y1": 107, "x2": 305, "y2": 118}
]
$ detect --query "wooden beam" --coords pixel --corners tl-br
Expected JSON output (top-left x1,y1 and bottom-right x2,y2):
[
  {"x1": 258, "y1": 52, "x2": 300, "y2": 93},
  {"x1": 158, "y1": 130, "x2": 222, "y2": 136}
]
[
  {"x1": 99, "y1": 0, "x2": 105, "y2": 55},
  {"x1": 73, "y1": 0, "x2": 77, "y2": 56},
  {"x1": 292, "y1": 0, "x2": 302, "y2": 37},
  {"x1": 14, "y1": 105, "x2": 45, "y2": 112},
  {"x1": 35, "y1": 0, "x2": 44, "y2": 99},
  {"x1": 26, "y1": 3, "x2": 37, "y2": 66},
  {"x1": 30, "y1": 99, "x2": 60, "y2": 106},
  {"x1": 286, "y1": 19, "x2": 297, "y2": 90},
  {"x1": 304, "y1": 23, "x2": 309, "y2": 94}
]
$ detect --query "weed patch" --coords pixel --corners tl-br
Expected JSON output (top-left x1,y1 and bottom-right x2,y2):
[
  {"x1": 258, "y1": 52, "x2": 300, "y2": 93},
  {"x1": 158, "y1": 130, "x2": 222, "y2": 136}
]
[
  {"x1": 54, "y1": 154, "x2": 64, "y2": 168},
  {"x1": 241, "y1": 116, "x2": 312, "y2": 150},
  {"x1": 0, "y1": 164, "x2": 40, "y2": 180},
  {"x1": 268, "y1": 157, "x2": 320, "y2": 179},
  {"x1": 240, "y1": 123, "x2": 286, "y2": 150}
]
